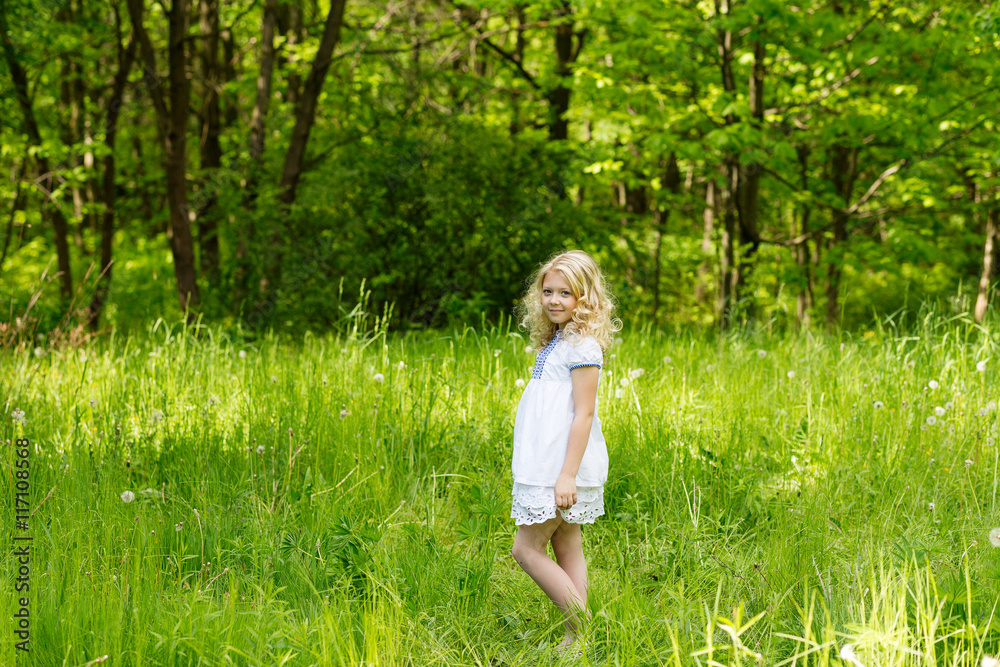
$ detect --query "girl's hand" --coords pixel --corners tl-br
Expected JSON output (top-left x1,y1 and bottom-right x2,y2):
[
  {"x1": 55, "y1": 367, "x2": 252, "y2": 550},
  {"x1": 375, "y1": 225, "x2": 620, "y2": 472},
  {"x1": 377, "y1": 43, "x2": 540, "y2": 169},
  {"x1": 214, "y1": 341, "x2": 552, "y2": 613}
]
[{"x1": 554, "y1": 473, "x2": 577, "y2": 509}]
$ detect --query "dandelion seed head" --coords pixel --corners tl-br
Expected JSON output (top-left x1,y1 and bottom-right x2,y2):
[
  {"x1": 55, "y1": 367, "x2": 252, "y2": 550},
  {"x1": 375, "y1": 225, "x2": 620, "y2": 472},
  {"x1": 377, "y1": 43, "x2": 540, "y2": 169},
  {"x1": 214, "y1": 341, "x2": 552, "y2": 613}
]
[
  {"x1": 525, "y1": 346, "x2": 534, "y2": 354},
  {"x1": 615, "y1": 388, "x2": 624, "y2": 398},
  {"x1": 873, "y1": 401, "x2": 884, "y2": 410},
  {"x1": 11, "y1": 408, "x2": 25, "y2": 423},
  {"x1": 989, "y1": 528, "x2": 1000, "y2": 548},
  {"x1": 121, "y1": 490, "x2": 135, "y2": 503},
  {"x1": 934, "y1": 406, "x2": 946, "y2": 416},
  {"x1": 965, "y1": 459, "x2": 973, "y2": 468},
  {"x1": 619, "y1": 377, "x2": 630, "y2": 387},
  {"x1": 927, "y1": 416, "x2": 937, "y2": 426},
  {"x1": 256, "y1": 444, "x2": 265, "y2": 455},
  {"x1": 238, "y1": 350, "x2": 247, "y2": 358},
  {"x1": 928, "y1": 502, "x2": 935, "y2": 511},
  {"x1": 977, "y1": 360, "x2": 987, "y2": 372},
  {"x1": 757, "y1": 350, "x2": 767, "y2": 358},
  {"x1": 89, "y1": 398, "x2": 97, "y2": 408},
  {"x1": 398, "y1": 360, "x2": 406, "y2": 370},
  {"x1": 515, "y1": 378, "x2": 525, "y2": 388},
  {"x1": 787, "y1": 370, "x2": 795, "y2": 379},
  {"x1": 662, "y1": 355, "x2": 672, "y2": 364},
  {"x1": 373, "y1": 373, "x2": 384, "y2": 383},
  {"x1": 929, "y1": 380, "x2": 940, "y2": 390},
  {"x1": 945, "y1": 401, "x2": 953, "y2": 411}
]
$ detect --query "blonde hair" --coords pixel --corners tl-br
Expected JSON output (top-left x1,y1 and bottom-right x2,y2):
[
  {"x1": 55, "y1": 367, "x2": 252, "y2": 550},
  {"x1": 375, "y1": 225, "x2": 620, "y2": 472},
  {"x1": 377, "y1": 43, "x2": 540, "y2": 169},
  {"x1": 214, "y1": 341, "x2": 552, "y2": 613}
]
[{"x1": 514, "y1": 250, "x2": 623, "y2": 354}]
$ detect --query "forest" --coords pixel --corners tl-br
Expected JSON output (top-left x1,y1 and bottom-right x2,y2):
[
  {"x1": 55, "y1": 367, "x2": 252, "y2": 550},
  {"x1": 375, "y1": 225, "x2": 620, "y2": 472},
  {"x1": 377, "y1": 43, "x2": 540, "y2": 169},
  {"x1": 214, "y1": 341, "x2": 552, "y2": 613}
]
[{"x1": 1, "y1": 0, "x2": 999, "y2": 339}]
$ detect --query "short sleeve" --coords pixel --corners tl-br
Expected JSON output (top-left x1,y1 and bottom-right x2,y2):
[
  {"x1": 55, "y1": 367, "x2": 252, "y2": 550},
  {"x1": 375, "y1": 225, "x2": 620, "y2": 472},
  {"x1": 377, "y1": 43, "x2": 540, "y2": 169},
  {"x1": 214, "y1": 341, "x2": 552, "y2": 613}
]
[{"x1": 567, "y1": 337, "x2": 603, "y2": 370}]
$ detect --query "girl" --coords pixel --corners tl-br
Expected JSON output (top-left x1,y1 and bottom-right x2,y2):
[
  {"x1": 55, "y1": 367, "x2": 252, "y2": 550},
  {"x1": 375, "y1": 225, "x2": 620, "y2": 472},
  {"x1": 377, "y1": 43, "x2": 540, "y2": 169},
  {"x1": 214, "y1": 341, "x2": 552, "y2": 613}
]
[{"x1": 510, "y1": 249, "x2": 622, "y2": 654}]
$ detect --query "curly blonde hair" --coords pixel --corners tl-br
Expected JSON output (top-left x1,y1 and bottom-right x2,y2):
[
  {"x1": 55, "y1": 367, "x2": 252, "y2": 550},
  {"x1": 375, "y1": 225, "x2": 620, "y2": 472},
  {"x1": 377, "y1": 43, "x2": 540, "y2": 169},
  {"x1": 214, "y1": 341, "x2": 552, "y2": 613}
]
[{"x1": 514, "y1": 250, "x2": 623, "y2": 355}]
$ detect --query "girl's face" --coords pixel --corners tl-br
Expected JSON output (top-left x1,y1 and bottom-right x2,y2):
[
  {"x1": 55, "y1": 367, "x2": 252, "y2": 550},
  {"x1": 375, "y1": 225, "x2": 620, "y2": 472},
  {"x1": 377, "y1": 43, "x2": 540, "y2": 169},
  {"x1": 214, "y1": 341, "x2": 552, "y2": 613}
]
[{"x1": 541, "y1": 270, "x2": 578, "y2": 330}]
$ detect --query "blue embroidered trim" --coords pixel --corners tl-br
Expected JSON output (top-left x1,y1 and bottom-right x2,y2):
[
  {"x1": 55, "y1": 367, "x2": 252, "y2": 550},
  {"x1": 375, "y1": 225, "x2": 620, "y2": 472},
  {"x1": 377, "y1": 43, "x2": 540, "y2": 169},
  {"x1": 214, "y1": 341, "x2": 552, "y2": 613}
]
[
  {"x1": 569, "y1": 362, "x2": 602, "y2": 371},
  {"x1": 532, "y1": 329, "x2": 563, "y2": 379}
]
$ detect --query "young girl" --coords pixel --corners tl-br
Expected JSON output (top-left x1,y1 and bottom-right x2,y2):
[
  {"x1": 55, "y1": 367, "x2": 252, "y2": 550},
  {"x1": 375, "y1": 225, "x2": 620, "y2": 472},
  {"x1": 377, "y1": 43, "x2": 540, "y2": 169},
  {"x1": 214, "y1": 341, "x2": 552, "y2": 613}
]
[{"x1": 510, "y1": 249, "x2": 621, "y2": 654}]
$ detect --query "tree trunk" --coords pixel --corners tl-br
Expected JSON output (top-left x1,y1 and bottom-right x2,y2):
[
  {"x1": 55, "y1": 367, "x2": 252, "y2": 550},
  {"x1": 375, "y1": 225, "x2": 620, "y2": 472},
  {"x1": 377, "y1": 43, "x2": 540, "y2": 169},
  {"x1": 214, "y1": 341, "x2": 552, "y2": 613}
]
[
  {"x1": 714, "y1": 0, "x2": 738, "y2": 328},
  {"x1": 234, "y1": 0, "x2": 279, "y2": 308},
  {"x1": 975, "y1": 207, "x2": 998, "y2": 323},
  {"x1": 88, "y1": 13, "x2": 137, "y2": 331},
  {"x1": 249, "y1": 0, "x2": 278, "y2": 162},
  {"x1": 198, "y1": 0, "x2": 222, "y2": 287},
  {"x1": 127, "y1": 0, "x2": 200, "y2": 319},
  {"x1": 825, "y1": 145, "x2": 858, "y2": 330},
  {"x1": 795, "y1": 145, "x2": 813, "y2": 329},
  {"x1": 277, "y1": 0, "x2": 347, "y2": 206},
  {"x1": 651, "y1": 153, "x2": 681, "y2": 323},
  {"x1": 719, "y1": 160, "x2": 738, "y2": 329},
  {"x1": 734, "y1": 16, "x2": 764, "y2": 314},
  {"x1": 1, "y1": 14, "x2": 74, "y2": 302},
  {"x1": 248, "y1": 0, "x2": 347, "y2": 324},
  {"x1": 285, "y1": 1, "x2": 304, "y2": 105},
  {"x1": 696, "y1": 178, "x2": 716, "y2": 306}
]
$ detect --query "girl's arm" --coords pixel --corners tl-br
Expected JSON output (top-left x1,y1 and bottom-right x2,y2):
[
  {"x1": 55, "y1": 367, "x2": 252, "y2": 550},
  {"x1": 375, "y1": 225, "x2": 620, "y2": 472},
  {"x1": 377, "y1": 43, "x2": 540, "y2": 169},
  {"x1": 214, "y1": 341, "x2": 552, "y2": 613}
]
[{"x1": 555, "y1": 366, "x2": 600, "y2": 507}]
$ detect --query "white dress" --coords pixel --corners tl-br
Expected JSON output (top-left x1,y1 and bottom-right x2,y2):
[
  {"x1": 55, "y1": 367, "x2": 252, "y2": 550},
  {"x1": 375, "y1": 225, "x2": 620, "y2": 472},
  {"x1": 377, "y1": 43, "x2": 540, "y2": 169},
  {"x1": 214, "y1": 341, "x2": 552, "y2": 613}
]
[{"x1": 510, "y1": 328, "x2": 609, "y2": 525}]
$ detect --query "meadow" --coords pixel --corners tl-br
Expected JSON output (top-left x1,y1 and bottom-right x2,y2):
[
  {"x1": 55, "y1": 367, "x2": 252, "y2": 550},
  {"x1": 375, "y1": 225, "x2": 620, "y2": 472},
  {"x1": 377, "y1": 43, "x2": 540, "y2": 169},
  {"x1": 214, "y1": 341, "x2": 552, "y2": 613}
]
[{"x1": 3, "y1": 303, "x2": 1000, "y2": 666}]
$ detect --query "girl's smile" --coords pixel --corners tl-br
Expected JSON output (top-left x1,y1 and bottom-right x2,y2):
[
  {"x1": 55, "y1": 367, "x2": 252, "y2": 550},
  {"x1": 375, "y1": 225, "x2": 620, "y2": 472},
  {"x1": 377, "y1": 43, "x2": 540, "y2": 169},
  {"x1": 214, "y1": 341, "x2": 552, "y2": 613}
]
[{"x1": 542, "y1": 270, "x2": 578, "y2": 330}]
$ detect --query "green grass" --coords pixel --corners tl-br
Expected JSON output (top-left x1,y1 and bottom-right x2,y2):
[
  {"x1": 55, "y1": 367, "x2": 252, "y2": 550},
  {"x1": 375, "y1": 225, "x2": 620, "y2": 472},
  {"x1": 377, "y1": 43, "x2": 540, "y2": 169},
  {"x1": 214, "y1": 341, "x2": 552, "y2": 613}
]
[{"x1": 3, "y1": 306, "x2": 1000, "y2": 666}]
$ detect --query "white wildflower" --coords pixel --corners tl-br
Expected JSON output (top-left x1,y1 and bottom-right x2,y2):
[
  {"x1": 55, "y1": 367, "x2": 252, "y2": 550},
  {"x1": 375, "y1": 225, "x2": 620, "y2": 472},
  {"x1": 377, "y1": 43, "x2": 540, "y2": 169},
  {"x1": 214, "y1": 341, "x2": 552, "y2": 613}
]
[
  {"x1": 928, "y1": 502, "x2": 935, "y2": 512},
  {"x1": 398, "y1": 360, "x2": 405, "y2": 370},
  {"x1": 977, "y1": 360, "x2": 987, "y2": 372},
  {"x1": 989, "y1": 528, "x2": 1000, "y2": 548},
  {"x1": 493, "y1": 350, "x2": 501, "y2": 358},
  {"x1": 787, "y1": 370, "x2": 795, "y2": 379},
  {"x1": 256, "y1": 444, "x2": 265, "y2": 455},
  {"x1": 873, "y1": 401, "x2": 884, "y2": 410},
  {"x1": 525, "y1": 346, "x2": 534, "y2": 354},
  {"x1": 515, "y1": 379, "x2": 525, "y2": 388},
  {"x1": 945, "y1": 401, "x2": 953, "y2": 410},
  {"x1": 982, "y1": 655, "x2": 999, "y2": 667},
  {"x1": 121, "y1": 490, "x2": 135, "y2": 503},
  {"x1": 965, "y1": 459, "x2": 974, "y2": 468},
  {"x1": 926, "y1": 416, "x2": 937, "y2": 426},
  {"x1": 12, "y1": 408, "x2": 25, "y2": 423},
  {"x1": 339, "y1": 408, "x2": 349, "y2": 419},
  {"x1": 373, "y1": 373, "x2": 384, "y2": 383},
  {"x1": 238, "y1": 350, "x2": 247, "y2": 359},
  {"x1": 928, "y1": 380, "x2": 939, "y2": 390},
  {"x1": 839, "y1": 644, "x2": 865, "y2": 667},
  {"x1": 757, "y1": 350, "x2": 767, "y2": 358},
  {"x1": 934, "y1": 406, "x2": 946, "y2": 417}
]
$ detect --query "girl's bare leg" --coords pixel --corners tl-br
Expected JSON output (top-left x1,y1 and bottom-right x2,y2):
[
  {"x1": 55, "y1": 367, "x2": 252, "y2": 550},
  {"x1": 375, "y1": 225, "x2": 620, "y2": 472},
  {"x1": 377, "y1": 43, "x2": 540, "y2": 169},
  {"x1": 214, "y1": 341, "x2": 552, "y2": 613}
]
[
  {"x1": 511, "y1": 515, "x2": 587, "y2": 646},
  {"x1": 550, "y1": 520, "x2": 591, "y2": 646}
]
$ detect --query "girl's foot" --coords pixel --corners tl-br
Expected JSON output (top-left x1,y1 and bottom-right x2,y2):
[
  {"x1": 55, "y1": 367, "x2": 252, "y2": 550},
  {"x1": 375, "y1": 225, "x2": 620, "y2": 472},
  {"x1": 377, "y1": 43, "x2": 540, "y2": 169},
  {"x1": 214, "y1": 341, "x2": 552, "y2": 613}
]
[{"x1": 554, "y1": 637, "x2": 583, "y2": 657}]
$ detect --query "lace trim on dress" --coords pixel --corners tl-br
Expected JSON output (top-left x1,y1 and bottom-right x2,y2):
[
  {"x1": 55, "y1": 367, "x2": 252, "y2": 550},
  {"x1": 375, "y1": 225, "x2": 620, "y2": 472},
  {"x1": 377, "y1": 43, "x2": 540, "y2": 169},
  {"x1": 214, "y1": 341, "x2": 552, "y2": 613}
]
[{"x1": 511, "y1": 481, "x2": 605, "y2": 525}]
